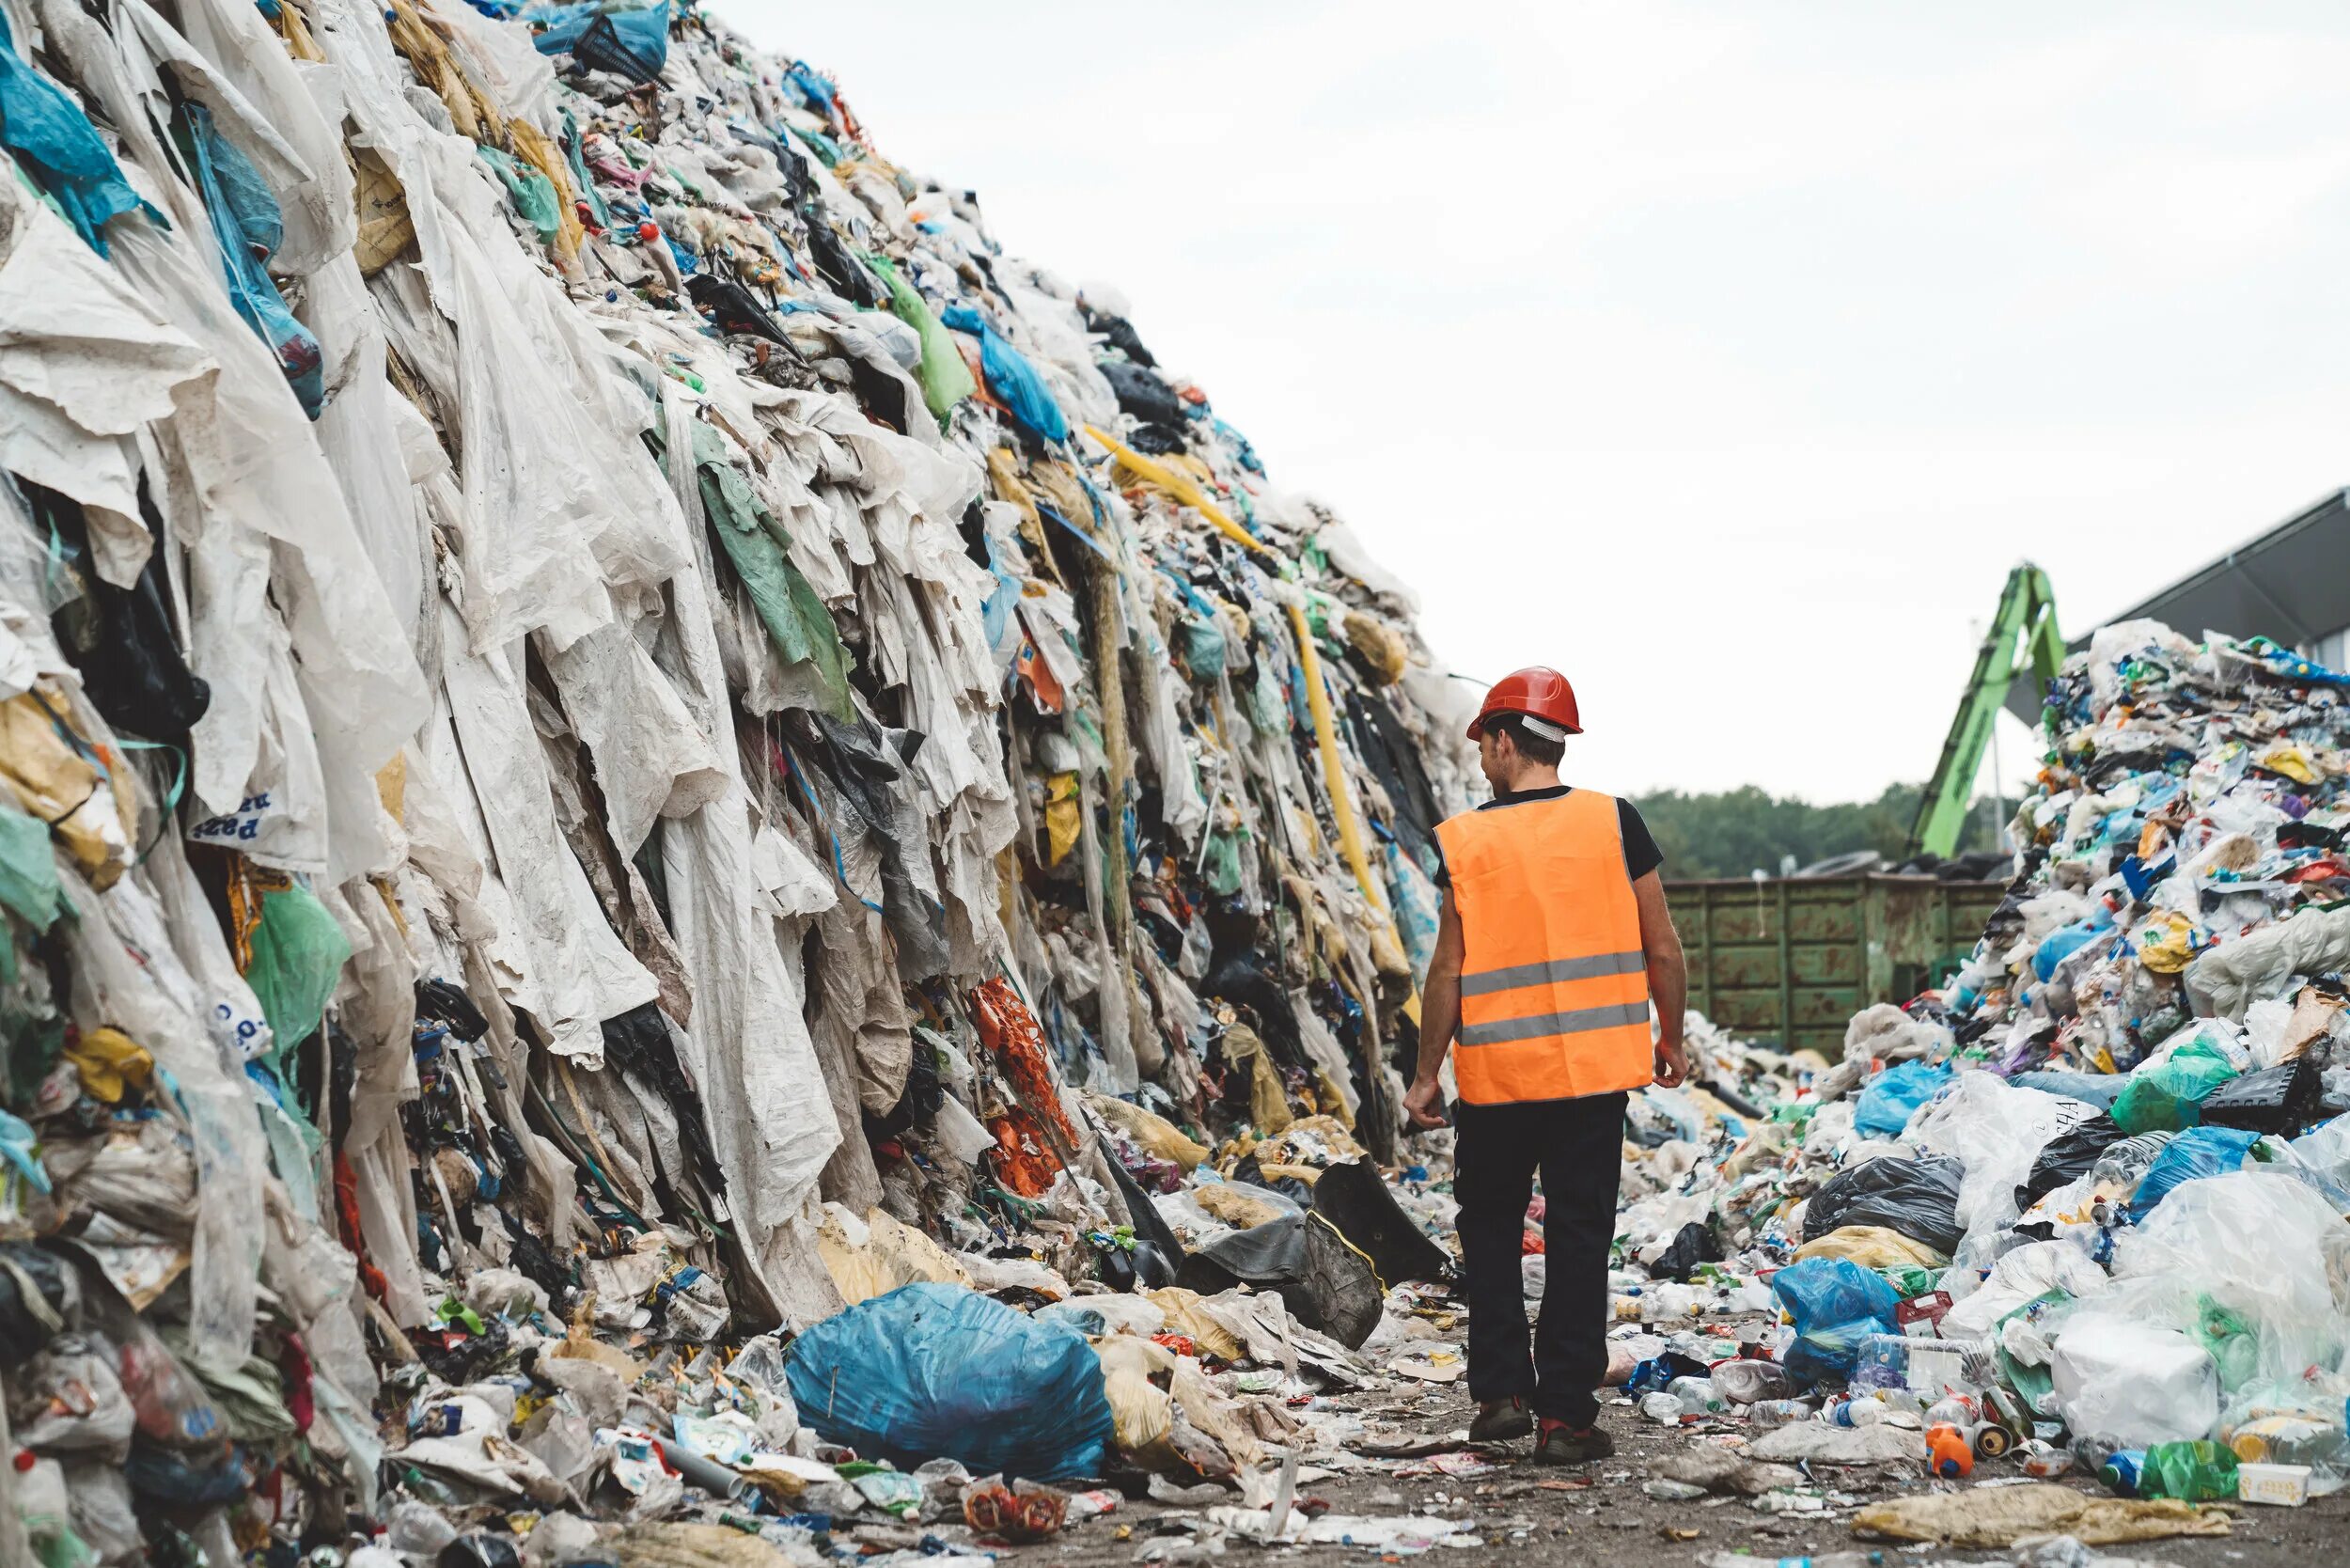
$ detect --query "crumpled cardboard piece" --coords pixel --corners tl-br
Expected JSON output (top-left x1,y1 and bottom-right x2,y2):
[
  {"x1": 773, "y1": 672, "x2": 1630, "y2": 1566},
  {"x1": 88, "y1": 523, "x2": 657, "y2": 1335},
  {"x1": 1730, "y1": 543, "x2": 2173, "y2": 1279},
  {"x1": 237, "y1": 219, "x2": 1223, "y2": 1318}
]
[{"x1": 1852, "y1": 1483, "x2": 2232, "y2": 1546}]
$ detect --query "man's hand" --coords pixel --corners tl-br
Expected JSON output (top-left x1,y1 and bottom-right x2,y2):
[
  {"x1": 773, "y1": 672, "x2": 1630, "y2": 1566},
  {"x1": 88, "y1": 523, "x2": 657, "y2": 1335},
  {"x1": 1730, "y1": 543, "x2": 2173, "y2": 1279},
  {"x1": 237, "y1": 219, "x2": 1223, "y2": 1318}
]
[
  {"x1": 1403, "y1": 1074, "x2": 1448, "y2": 1129},
  {"x1": 1653, "y1": 1038, "x2": 1688, "y2": 1089}
]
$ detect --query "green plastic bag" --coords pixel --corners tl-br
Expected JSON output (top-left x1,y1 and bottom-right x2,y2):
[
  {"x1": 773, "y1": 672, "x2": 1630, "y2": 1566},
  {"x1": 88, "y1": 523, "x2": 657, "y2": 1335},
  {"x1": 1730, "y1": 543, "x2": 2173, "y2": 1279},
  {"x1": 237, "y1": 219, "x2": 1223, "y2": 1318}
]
[
  {"x1": 2111, "y1": 1037, "x2": 2239, "y2": 1135},
  {"x1": 2193, "y1": 1295, "x2": 2260, "y2": 1393},
  {"x1": 243, "y1": 881, "x2": 351, "y2": 1057},
  {"x1": 2140, "y1": 1439, "x2": 2238, "y2": 1501},
  {"x1": 478, "y1": 147, "x2": 562, "y2": 245},
  {"x1": 0, "y1": 796, "x2": 62, "y2": 933},
  {"x1": 867, "y1": 253, "x2": 974, "y2": 424},
  {"x1": 687, "y1": 423, "x2": 855, "y2": 721}
]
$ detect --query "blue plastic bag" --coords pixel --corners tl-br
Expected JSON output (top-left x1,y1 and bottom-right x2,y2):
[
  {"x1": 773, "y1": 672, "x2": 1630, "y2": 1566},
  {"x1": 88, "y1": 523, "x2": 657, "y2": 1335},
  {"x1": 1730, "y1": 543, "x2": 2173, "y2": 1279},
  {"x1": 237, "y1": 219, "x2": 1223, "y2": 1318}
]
[
  {"x1": 179, "y1": 104, "x2": 322, "y2": 417},
  {"x1": 941, "y1": 305, "x2": 1070, "y2": 444},
  {"x1": 1854, "y1": 1061, "x2": 1950, "y2": 1139},
  {"x1": 525, "y1": 0, "x2": 669, "y2": 83},
  {"x1": 2033, "y1": 914, "x2": 2111, "y2": 981},
  {"x1": 786, "y1": 1283, "x2": 1114, "y2": 1480},
  {"x1": 1771, "y1": 1257, "x2": 1903, "y2": 1388},
  {"x1": 2131, "y1": 1125, "x2": 2262, "y2": 1217}
]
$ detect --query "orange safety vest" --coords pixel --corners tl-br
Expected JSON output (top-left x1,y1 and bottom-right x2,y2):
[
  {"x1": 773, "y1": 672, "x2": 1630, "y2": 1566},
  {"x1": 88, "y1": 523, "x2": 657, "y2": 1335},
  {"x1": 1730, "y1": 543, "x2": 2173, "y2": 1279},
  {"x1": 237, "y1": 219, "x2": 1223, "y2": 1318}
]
[{"x1": 1434, "y1": 789, "x2": 1654, "y2": 1105}]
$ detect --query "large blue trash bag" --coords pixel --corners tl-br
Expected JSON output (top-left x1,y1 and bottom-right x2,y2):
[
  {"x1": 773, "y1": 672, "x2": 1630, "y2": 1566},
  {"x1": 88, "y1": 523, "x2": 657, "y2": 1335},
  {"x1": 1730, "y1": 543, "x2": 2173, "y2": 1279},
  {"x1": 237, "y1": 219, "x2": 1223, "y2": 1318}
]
[
  {"x1": 1771, "y1": 1257, "x2": 1903, "y2": 1388},
  {"x1": 1854, "y1": 1061, "x2": 1950, "y2": 1139},
  {"x1": 785, "y1": 1283, "x2": 1115, "y2": 1480}
]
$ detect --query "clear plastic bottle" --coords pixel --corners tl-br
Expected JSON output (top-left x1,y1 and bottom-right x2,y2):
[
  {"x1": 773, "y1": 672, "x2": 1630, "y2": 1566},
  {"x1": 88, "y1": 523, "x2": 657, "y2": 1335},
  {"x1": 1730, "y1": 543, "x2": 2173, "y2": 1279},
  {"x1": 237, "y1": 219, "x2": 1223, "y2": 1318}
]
[
  {"x1": 1924, "y1": 1395, "x2": 1982, "y2": 1428},
  {"x1": 1829, "y1": 1394, "x2": 1896, "y2": 1428},
  {"x1": 1668, "y1": 1376, "x2": 1722, "y2": 1416},
  {"x1": 1746, "y1": 1398, "x2": 1816, "y2": 1428}
]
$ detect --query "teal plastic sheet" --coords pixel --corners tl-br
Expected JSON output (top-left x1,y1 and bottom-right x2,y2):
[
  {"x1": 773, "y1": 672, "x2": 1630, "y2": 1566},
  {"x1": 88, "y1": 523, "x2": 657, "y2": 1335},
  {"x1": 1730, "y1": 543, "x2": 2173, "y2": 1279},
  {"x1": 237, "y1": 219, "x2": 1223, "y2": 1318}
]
[{"x1": 0, "y1": 11, "x2": 156, "y2": 254}]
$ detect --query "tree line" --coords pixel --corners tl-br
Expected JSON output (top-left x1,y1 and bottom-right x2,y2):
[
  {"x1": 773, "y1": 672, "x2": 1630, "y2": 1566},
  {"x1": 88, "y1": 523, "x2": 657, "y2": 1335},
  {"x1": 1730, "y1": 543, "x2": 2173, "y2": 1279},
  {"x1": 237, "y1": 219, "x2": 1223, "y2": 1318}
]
[{"x1": 1633, "y1": 781, "x2": 2000, "y2": 880}]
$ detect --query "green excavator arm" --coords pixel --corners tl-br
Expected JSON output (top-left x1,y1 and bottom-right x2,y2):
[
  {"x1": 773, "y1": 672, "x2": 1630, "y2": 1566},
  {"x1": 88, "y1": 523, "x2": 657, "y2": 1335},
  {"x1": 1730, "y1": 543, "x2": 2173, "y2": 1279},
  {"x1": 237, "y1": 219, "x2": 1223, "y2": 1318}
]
[{"x1": 1908, "y1": 563, "x2": 2064, "y2": 860}]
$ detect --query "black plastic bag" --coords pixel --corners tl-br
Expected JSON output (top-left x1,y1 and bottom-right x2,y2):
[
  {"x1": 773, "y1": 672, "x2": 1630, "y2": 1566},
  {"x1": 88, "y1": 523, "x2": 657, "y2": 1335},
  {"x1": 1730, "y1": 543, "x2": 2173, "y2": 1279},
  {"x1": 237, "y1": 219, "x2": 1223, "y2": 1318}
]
[
  {"x1": 1084, "y1": 306, "x2": 1157, "y2": 368},
  {"x1": 1100, "y1": 359, "x2": 1183, "y2": 426},
  {"x1": 1124, "y1": 420, "x2": 1187, "y2": 455},
  {"x1": 2199, "y1": 1056, "x2": 2326, "y2": 1136},
  {"x1": 2014, "y1": 1114, "x2": 2126, "y2": 1211},
  {"x1": 1313, "y1": 1160, "x2": 1451, "y2": 1286},
  {"x1": 1177, "y1": 1212, "x2": 1381, "y2": 1347},
  {"x1": 0, "y1": 1243, "x2": 71, "y2": 1367},
  {"x1": 685, "y1": 274, "x2": 797, "y2": 351},
  {"x1": 27, "y1": 479, "x2": 209, "y2": 739},
  {"x1": 1652, "y1": 1219, "x2": 1722, "y2": 1282},
  {"x1": 1804, "y1": 1155, "x2": 1965, "y2": 1254}
]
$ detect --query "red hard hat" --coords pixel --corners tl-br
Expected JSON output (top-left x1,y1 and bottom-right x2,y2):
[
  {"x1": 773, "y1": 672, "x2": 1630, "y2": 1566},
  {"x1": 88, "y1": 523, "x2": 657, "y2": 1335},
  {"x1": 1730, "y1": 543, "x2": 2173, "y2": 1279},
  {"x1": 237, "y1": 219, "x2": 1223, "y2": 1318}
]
[{"x1": 1467, "y1": 666, "x2": 1582, "y2": 741}]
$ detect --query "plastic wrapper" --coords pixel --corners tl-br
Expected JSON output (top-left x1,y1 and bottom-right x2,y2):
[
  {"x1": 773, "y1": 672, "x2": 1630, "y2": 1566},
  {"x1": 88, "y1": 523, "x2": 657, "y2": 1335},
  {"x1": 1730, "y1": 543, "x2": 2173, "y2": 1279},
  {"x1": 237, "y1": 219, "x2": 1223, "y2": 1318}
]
[
  {"x1": 1906, "y1": 1072, "x2": 2097, "y2": 1242},
  {"x1": 1854, "y1": 1061, "x2": 1950, "y2": 1138},
  {"x1": 2109, "y1": 1037, "x2": 2239, "y2": 1135},
  {"x1": 2111, "y1": 1171, "x2": 2350, "y2": 1397}
]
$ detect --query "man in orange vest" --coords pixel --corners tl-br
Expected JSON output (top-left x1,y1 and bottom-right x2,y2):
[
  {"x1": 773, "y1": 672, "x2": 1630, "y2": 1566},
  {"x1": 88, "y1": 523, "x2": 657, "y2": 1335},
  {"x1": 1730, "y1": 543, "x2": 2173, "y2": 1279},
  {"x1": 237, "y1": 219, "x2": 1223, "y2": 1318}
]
[{"x1": 1403, "y1": 666, "x2": 1687, "y2": 1465}]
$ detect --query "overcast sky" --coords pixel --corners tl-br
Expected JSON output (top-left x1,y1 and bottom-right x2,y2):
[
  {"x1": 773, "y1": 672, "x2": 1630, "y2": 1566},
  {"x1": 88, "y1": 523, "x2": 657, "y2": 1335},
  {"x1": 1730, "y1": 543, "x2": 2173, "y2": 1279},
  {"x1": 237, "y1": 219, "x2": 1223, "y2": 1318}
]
[{"x1": 721, "y1": 0, "x2": 2350, "y2": 805}]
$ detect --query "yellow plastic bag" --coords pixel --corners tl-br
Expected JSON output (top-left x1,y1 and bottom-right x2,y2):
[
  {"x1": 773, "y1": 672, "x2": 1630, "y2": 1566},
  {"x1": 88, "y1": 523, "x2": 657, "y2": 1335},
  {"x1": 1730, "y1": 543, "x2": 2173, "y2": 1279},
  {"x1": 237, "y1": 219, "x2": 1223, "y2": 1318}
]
[
  {"x1": 65, "y1": 1027, "x2": 153, "y2": 1104},
  {"x1": 1144, "y1": 1287, "x2": 1246, "y2": 1361},
  {"x1": 1794, "y1": 1225, "x2": 1949, "y2": 1271},
  {"x1": 1218, "y1": 1024, "x2": 1292, "y2": 1135},
  {"x1": 816, "y1": 1204, "x2": 974, "y2": 1305},
  {"x1": 0, "y1": 688, "x2": 135, "y2": 889},
  {"x1": 2136, "y1": 910, "x2": 2201, "y2": 974},
  {"x1": 1087, "y1": 1092, "x2": 1209, "y2": 1170}
]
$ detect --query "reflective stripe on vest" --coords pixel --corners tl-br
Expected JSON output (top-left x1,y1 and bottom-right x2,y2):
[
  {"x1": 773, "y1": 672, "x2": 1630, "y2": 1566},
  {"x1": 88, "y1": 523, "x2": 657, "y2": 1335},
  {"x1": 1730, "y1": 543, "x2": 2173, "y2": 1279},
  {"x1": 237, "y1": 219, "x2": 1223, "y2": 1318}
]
[{"x1": 1434, "y1": 789, "x2": 1654, "y2": 1104}]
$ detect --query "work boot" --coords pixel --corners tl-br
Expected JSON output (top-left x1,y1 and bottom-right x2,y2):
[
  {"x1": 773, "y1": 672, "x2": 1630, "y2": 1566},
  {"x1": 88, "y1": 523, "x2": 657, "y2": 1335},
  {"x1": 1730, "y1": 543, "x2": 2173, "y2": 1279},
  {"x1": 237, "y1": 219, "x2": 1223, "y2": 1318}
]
[
  {"x1": 1532, "y1": 1419, "x2": 1615, "y2": 1466},
  {"x1": 1467, "y1": 1396, "x2": 1532, "y2": 1443}
]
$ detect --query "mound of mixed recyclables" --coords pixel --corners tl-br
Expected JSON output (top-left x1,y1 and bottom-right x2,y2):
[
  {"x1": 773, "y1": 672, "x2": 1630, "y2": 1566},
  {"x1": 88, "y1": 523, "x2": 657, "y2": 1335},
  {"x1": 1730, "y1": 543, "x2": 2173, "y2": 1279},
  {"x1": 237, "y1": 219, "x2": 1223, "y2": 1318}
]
[
  {"x1": 0, "y1": 0, "x2": 1489, "y2": 1560},
  {"x1": 1594, "y1": 621, "x2": 2350, "y2": 1535}
]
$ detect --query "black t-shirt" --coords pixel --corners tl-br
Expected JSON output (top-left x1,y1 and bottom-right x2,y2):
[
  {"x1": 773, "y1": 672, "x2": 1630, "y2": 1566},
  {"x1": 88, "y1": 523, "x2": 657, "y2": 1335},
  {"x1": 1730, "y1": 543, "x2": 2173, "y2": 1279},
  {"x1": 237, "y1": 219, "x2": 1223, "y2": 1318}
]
[{"x1": 1432, "y1": 786, "x2": 1662, "y2": 888}]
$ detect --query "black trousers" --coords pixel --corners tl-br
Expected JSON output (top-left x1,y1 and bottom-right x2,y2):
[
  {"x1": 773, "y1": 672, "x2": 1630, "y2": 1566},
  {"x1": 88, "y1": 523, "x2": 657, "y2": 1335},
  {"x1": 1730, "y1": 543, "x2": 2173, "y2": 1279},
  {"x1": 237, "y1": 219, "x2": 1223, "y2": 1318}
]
[{"x1": 1454, "y1": 1091, "x2": 1626, "y2": 1426}]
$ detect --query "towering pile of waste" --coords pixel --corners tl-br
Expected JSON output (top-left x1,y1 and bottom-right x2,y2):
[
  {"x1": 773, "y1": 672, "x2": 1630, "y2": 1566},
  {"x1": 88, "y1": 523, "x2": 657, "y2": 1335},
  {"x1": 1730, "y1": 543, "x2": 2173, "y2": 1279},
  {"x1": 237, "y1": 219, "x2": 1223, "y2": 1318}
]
[
  {"x1": 1599, "y1": 618, "x2": 2350, "y2": 1530},
  {"x1": 0, "y1": 1, "x2": 1477, "y2": 1558}
]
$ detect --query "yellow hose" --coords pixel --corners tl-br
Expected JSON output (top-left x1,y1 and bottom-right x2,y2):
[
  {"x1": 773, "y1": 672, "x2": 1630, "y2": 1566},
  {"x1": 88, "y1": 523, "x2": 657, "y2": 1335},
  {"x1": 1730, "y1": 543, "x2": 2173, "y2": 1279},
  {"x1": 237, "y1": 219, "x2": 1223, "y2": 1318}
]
[
  {"x1": 1086, "y1": 425, "x2": 1274, "y2": 558},
  {"x1": 1288, "y1": 601, "x2": 1388, "y2": 918}
]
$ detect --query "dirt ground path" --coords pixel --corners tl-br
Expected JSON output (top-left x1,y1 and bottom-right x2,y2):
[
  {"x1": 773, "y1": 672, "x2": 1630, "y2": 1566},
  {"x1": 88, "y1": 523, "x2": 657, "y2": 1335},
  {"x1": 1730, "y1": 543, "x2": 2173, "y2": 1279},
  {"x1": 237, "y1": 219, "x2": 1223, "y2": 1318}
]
[{"x1": 1026, "y1": 1329, "x2": 2350, "y2": 1568}]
